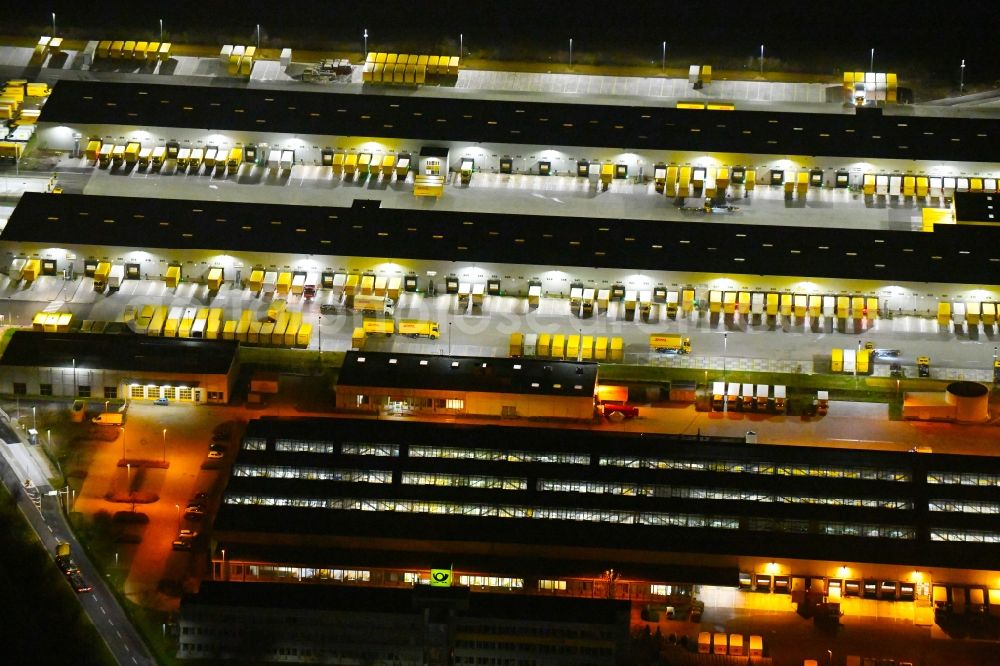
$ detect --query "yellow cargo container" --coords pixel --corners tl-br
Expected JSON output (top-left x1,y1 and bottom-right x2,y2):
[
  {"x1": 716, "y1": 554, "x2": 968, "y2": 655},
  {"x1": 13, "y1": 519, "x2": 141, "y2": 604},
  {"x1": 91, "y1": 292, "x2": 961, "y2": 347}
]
[
  {"x1": 766, "y1": 293, "x2": 779, "y2": 316},
  {"x1": 551, "y1": 334, "x2": 566, "y2": 359},
  {"x1": 916, "y1": 176, "x2": 929, "y2": 197},
  {"x1": 110, "y1": 40, "x2": 124, "y2": 58},
  {"x1": 723, "y1": 292, "x2": 737, "y2": 315},
  {"x1": 937, "y1": 302, "x2": 951, "y2": 326},
  {"x1": 296, "y1": 324, "x2": 312, "y2": 347},
  {"x1": 609, "y1": 337, "x2": 624, "y2": 362},
  {"x1": 866, "y1": 297, "x2": 879, "y2": 319},
  {"x1": 31, "y1": 312, "x2": 47, "y2": 330},
  {"x1": 581, "y1": 336, "x2": 594, "y2": 360},
  {"x1": 857, "y1": 349, "x2": 870, "y2": 374},
  {"x1": 206, "y1": 319, "x2": 221, "y2": 340},
  {"x1": 272, "y1": 314, "x2": 289, "y2": 345},
  {"x1": 566, "y1": 335, "x2": 580, "y2": 360},
  {"x1": 332, "y1": 152, "x2": 345, "y2": 175},
  {"x1": 248, "y1": 269, "x2": 264, "y2": 292},
  {"x1": 836, "y1": 296, "x2": 850, "y2": 319},
  {"x1": 260, "y1": 322, "x2": 275, "y2": 344},
  {"x1": 84, "y1": 139, "x2": 102, "y2": 161},
  {"x1": 360, "y1": 274, "x2": 375, "y2": 295},
  {"x1": 796, "y1": 171, "x2": 809, "y2": 195},
  {"x1": 595, "y1": 336, "x2": 608, "y2": 361},
  {"x1": 509, "y1": 332, "x2": 524, "y2": 357},
  {"x1": 745, "y1": 169, "x2": 756, "y2": 191},
  {"x1": 863, "y1": 174, "x2": 875, "y2": 195},
  {"x1": 709, "y1": 290, "x2": 722, "y2": 314},
  {"x1": 982, "y1": 302, "x2": 996, "y2": 326},
  {"x1": 165, "y1": 265, "x2": 180, "y2": 288},
  {"x1": 352, "y1": 327, "x2": 366, "y2": 349},
  {"x1": 222, "y1": 320, "x2": 237, "y2": 340},
  {"x1": 236, "y1": 319, "x2": 251, "y2": 342},
  {"x1": 737, "y1": 292, "x2": 750, "y2": 315},
  {"x1": 179, "y1": 317, "x2": 193, "y2": 338},
  {"x1": 793, "y1": 295, "x2": 807, "y2": 318},
  {"x1": 780, "y1": 293, "x2": 793, "y2": 317},
  {"x1": 248, "y1": 321, "x2": 263, "y2": 344},
  {"x1": 344, "y1": 273, "x2": 360, "y2": 295},
  {"x1": 276, "y1": 272, "x2": 292, "y2": 295},
  {"x1": 537, "y1": 333, "x2": 552, "y2": 358},
  {"x1": 163, "y1": 317, "x2": 180, "y2": 338},
  {"x1": 682, "y1": 289, "x2": 695, "y2": 313},
  {"x1": 831, "y1": 348, "x2": 844, "y2": 372},
  {"x1": 344, "y1": 153, "x2": 358, "y2": 175},
  {"x1": 852, "y1": 296, "x2": 865, "y2": 319},
  {"x1": 808, "y1": 295, "x2": 822, "y2": 318},
  {"x1": 285, "y1": 312, "x2": 302, "y2": 346}
]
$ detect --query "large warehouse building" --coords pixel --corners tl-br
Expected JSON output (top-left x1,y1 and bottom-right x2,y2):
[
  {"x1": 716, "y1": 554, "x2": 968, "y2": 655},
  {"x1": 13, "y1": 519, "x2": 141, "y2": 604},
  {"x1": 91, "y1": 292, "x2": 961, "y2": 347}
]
[
  {"x1": 213, "y1": 417, "x2": 1000, "y2": 606},
  {"x1": 4, "y1": 192, "x2": 1000, "y2": 299}
]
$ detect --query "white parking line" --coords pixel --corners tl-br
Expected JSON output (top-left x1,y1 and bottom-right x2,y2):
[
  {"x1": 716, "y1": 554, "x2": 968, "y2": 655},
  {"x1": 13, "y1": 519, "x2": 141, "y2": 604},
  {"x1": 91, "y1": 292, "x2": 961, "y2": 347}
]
[{"x1": 100, "y1": 606, "x2": 107, "y2": 614}]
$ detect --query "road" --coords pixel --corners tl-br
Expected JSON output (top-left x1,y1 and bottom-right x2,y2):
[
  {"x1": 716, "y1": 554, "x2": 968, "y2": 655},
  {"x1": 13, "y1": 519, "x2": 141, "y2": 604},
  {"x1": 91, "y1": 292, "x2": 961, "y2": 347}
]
[{"x1": 0, "y1": 405, "x2": 154, "y2": 666}]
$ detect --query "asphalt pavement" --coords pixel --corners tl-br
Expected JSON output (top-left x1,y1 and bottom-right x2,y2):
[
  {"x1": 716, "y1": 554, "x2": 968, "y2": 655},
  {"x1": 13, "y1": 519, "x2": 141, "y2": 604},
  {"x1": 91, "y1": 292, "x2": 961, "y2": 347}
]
[{"x1": 0, "y1": 404, "x2": 154, "y2": 666}]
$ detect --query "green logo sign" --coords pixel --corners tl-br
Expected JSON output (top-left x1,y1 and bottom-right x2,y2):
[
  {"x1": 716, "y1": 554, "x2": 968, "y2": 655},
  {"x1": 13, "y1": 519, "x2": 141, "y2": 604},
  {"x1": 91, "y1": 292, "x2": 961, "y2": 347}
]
[{"x1": 430, "y1": 568, "x2": 452, "y2": 587}]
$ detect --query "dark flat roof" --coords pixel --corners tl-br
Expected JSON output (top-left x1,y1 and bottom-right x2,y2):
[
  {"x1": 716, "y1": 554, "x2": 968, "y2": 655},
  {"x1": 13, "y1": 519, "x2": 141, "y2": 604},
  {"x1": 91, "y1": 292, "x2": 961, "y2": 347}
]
[
  {"x1": 0, "y1": 331, "x2": 237, "y2": 375},
  {"x1": 337, "y1": 351, "x2": 597, "y2": 398},
  {"x1": 216, "y1": 418, "x2": 1000, "y2": 572},
  {"x1": 39, "y1": 79, "x2": 1000, "y2": 162},
  {"x1": 7, "y1": 192, "x2": 1000, "y2": 285},
  {"x1": 953, "y1": 191, "x2": 1000, "y2": 224}
]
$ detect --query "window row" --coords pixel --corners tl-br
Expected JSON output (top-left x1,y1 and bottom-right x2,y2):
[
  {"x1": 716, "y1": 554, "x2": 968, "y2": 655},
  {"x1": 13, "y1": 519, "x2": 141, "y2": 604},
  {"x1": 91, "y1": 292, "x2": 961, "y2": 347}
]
[
  {"x1": 458, "y1": 575, "x2": 524, "y2": 589},
  {"x1": 747, "y1": 517, "x2": 915, "y2": 539},
  {"x1": 930, "y1": 529, "x2": 1000, "y2": 543},
  {"x1": 599, "y1": 456, "x2": 910, "y2": 482},
  {"x1": 223, "y1": 494, "x2": 738, "y2": 528},
  {"x1": 233, "y1": 465, "x2": 391, "y2": 483},
  {"x1": 928, "y1": 472, "x2": 1000, "y2": 487},
  {"x1": 409, "y1": 446, "x2": 589, "y2": 466},
  {"x1": 928, "y1": 500, "x2": 1000, "y2": 514},
  {"x1": 537, "y1": 479, "x2": 912, "y2": 509},
  {"x1": 402, "y1": 472, "x2": 527, "y2": 491}
]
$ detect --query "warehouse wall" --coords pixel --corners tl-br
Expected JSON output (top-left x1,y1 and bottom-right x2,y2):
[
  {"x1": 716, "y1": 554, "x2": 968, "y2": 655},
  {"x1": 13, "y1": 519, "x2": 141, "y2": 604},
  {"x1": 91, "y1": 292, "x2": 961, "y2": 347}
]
[
  {"x1": 0, "y1": 366, "x2": 233, "y2": 403},
  {"x1": 36, "y1": 123, "x2": 1000, "y2": 185},
  {"x1": 334, "y1": 385, "x2": 593, "y2": 420},
  {"x1": 3, "y1": 238, "x2": 1000, "y2": 315}
]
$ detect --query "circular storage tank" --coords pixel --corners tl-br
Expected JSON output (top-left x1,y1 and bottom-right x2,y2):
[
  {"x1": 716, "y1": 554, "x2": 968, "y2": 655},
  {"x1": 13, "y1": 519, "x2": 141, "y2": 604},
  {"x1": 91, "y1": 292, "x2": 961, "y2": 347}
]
[{"x1": 945, "y1": 381, "x2": 990, "y2": 423}]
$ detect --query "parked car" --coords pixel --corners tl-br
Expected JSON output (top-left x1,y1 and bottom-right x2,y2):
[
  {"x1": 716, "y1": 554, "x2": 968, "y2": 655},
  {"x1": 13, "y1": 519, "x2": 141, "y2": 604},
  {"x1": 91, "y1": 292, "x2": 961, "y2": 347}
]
[
  {"x1": 320, "y1": 303, "x2": 339, "y2": 315},
  {"x1": 172, "y1": 539, "x2": 193, "y2": 551},
  {"x1": 184, "y1": 504, "x2": 206, "y2": 519},
  {"x1": 207, "y1": 449, "x2": 224, "y2": 459},
  {"x1": 153, "y1": 397, "x2": 169, "y2": 406}
]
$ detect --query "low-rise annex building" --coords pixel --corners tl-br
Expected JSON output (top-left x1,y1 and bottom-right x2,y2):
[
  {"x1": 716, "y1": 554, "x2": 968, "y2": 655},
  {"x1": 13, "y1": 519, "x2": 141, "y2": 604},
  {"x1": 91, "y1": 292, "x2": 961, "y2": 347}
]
[
  {"x1": 0, "y1": 331, "x2": 238, "y2": 403},
  {"x1": 335, "y1": 351, "x2": 599, "y2": 420}
]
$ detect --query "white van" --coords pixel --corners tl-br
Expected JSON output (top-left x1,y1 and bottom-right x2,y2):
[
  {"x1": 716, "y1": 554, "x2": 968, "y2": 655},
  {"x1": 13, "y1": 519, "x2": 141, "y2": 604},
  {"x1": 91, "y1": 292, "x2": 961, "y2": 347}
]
[{"x1": 92, "y1": 412, "x2": 124, "y2": 426}]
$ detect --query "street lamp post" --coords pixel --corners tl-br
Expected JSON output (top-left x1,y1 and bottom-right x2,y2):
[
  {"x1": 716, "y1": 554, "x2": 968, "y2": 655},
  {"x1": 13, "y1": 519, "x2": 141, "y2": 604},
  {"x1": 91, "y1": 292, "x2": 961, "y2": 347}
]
[
  {"x1": 569, "y1": 38, "x2": 573, "y2": 69},
  {"x1": 159, "y1": 19, "x2": 163, "y2": 43},
  {"x1": 448, "y1": 321, "x2": 452, "y2": 355},
  {"x1": 51, "y1": 12, "x2": 55, "y2": 37},
  {"x1": 661, "y1": 41, "x2": 666, "y2": 71},
  {"x1": 32, "y1": 406, "x2": 36, "y2": 431},
  {"x1": 723, "y1": 333, "x2": 728, "y2": 413},
  {"x1": 105, "y1": 400, "x2": 110, "y2": 414},
  {"x1": 162, "y1": 428, "x2": 167, "y2": 463},
  {"x1": 175, "y1": 504, "x2": 180, "y2": 531},
  {"x1": 960, "y1": 59, "x2": 966, "y2": 93},
  {"x1": 459, "y1": 33, "x2": 463, "y2": 62},
  {"x1": 318, "y1": 315, "x2": 322, "y2": 363},
  {"x1": 760, "y1": 44, "x2": 764, "y2": 75},
  {"x1": 256, "y1": 24, "x2": 260, "y2": 50},
  {"x1": 363, "y1": 29, "x2": 368, "y2": 59},
  {"x1": 870, "y1": 47, "x2": 875, "y2": 72}
]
